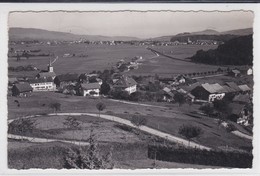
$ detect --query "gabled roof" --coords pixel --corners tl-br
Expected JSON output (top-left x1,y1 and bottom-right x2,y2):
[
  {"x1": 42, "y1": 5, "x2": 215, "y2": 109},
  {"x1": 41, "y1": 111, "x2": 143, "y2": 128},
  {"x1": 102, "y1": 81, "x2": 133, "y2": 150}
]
[
  {"x1": 231, "y1": 69, "x2": 241, "y2": 74},
  {"x1": 13, "y1": 83, "x2": 33, "y2": 93},
  {"x1": 37, "y1": 72, "x2": 56, "y2": 78},
  {"x1": 28, "y1": 77, "x2": 53, "y2": 84},
  {"x1": 55, "y1": 73, "x2": 79, "y2": 82},
  {"x1": 81, "y1": 83, "x2": 100, "y2": 90},
  {"x1": 238, "y1": 85, "x2": 251, "y2": 92},
  {"x1": 201, "y1": 83, "x2": 224, "y2": 94},
  {"x1": 177, "y1": 88, "x2": 187, "y2": 94},
  {"x1": 163, "y1": 87, "x2": 174, "y2": 97},
  {"x1": 114, "y1": 76, "x2": 137, "y2": 88},
  {"x1": 180, "y1": 82, "x2": 201, "y2": 92},
  {"x1": 233, "y1": 94, "x2": 251, "y2": 104},
  {"x1": 221, "y1": 85, "x2": 236, "y2": 93},
  {"x1": 225, "y1": 82, "x2": 241, "y2": 92}
]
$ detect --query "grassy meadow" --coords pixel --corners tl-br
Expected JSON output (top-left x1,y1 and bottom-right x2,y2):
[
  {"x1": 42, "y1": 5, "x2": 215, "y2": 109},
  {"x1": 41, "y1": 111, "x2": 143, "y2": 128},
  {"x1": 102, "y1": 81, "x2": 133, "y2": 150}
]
[
  {"x1": 9, "y1": 43, "x2": 222, "y2": 78},
  {"x1": 8, "y1": 92, "x2": 252, "y2": 151}
]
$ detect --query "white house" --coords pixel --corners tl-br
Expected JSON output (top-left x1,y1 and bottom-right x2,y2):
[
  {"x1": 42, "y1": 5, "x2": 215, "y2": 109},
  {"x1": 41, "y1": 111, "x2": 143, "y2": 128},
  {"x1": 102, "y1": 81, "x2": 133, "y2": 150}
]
[
  {"x1": 28, "y1": 77, "x2": 56, "y2": 92},
  {"x1": 80, "y1": 83, "x2": 101, "y2": 97},
  {"x1": 247, "y1": 68, "x2": 253, "y2": 75},
  {"x1": 113, "y1": 76, "x2": 137, "y2": 94}
]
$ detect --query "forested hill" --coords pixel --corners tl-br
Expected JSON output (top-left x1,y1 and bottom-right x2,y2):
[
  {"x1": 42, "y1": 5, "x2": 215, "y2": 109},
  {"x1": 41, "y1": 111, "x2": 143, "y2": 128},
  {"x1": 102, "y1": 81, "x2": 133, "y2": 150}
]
[{"x1": 187, "y1": 35, "x2": 253, "y2": 66}]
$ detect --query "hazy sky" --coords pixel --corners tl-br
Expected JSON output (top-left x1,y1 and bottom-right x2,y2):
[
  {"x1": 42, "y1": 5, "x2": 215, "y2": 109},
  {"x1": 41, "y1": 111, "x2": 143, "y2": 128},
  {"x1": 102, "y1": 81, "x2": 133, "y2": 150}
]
[{"x1": 9, "y1": 11, "x2": 254, "y2": 38}]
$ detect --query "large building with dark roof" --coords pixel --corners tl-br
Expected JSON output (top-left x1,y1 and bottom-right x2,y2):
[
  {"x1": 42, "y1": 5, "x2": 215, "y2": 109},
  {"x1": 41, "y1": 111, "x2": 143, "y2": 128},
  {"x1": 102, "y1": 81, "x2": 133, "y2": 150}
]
[{"x1": 12, "y1": 83, "x2": 33, "y2": 97}]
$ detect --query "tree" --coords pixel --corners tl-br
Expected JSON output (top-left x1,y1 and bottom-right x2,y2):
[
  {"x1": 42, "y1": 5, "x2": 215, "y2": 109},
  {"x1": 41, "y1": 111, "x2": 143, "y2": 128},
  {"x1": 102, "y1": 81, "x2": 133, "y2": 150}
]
[
  {"x1": 64, "y1": 129, "x2": 114, "y2": 169},
  {"x1": 174, "y1": 93, "x2": 186, "y2": 106},
  {"x1": 178, "y1": 124, "x2": 203, "y2": 146},
  {"x1": 199, "y1": 103, "x2": 214, "y2": 117},
  {"x1": 96, "y1": 102, "x2": 106, "y2": 117},
  {"x1": 49, "y1": 102, "x2": 61, "y2": 114},
  {"x1": 63, "y1": 116, "x2": 80, "y2": 142},
  {"x1": 213, "y1": 99, "x2": 231, "y2": 120},
  {"x1": 100, "y1": 82, "x2": 111, "y2": 95},
  {"x1": 8, "y1": 118, "x2": 36, "y2": 139},
  {"x1": 16, "y1": 53, "x2": 21, "y2": 62},
  {"x1": 131, "y1": 115, "x2": 147, "y2": 128}
]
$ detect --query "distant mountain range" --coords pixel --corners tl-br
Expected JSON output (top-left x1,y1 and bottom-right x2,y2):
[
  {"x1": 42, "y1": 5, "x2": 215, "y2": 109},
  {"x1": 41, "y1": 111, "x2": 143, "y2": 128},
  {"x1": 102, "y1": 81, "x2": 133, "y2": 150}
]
[
  {"x1": 9, "y1": 28, "x2": 140, "y2": 42},
  {"x1": 9, "y1": 27, "x2": 253, "y2": 42},
  {"x1": 149, "y1": 28, "x2": 253, "y2": 42}
]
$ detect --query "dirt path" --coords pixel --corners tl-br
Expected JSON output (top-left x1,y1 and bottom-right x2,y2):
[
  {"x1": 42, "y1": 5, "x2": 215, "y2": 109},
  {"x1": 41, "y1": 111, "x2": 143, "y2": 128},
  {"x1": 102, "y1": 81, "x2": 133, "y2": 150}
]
[
  {"x1": 8, "y1": 112, "x2": 211, "y2": 150},
  {"x1": 8, "y1": 134, "x2": 89, "y2": 146},
  {"x1": 231, "y1": 130, "x2": 253, "y2": 140},
  {"x1": 107, "y1": 99, "x2": 168, "y2": 109}
]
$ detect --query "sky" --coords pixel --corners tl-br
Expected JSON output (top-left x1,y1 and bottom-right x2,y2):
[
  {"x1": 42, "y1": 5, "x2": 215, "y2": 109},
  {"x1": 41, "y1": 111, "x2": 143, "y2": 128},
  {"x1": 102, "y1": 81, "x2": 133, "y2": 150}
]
[{"x1": 9, "y1": 11, "x2": 254, "y2": 39}]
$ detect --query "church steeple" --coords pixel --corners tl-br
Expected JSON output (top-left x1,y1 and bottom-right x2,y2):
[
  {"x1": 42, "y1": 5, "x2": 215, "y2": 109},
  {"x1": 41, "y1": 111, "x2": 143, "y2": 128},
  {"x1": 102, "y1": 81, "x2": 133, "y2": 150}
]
[{"x1": 48, "y1": 58, "x2": 54, "y2": 73}]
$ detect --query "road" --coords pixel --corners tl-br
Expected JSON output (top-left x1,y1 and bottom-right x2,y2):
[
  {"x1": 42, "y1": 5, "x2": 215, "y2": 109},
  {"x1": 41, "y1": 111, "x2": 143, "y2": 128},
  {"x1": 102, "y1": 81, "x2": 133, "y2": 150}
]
[
  {"x1": 8, "y1": 134, "x2": 89, "y2": 146},
  {"x1": 107, "y1": 99, "x2": 168, "y2": 109},
  {"x1": 8, "y1": 112, "x2": 211, "y2": 150}
]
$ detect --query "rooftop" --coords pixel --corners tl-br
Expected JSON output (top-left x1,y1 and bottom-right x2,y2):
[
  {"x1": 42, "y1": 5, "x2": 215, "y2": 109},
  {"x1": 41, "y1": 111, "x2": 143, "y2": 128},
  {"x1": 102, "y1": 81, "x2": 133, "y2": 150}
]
[
  {"x1": 114, "y1": 76, "x2": 137, "y2": 88},
  {"x1": 238, "y1": 85, "x2": 251, "y2": 92},
  {"x1": 28, "y1": 77, "x2": 53, "y2": 84},
  {"x1": 201, "y1": 83, "x2": 224, "y2": 94},
  {"x1": 225, "y1": 82, "x2": 241, "y2": 92},
  {"x1": 13, "y1": 83, "x2": 33, "y2": 92}
]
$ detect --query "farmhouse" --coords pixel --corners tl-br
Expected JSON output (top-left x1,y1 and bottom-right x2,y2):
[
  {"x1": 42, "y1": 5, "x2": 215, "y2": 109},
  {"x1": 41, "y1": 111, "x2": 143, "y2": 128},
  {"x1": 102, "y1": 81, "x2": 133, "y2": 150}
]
[
  {"x1": 224, "y1": 82, "x2": 241, "y2": 93},
  {"x1": 238, "y1": 84, "x2": 251, "y2": 94},
  {"x1": 191, "y1": 83, "x2": 225, "y2": 102},
  {"x1": 162, "y1": 87, "x2": 175, "y2": 102},
  {"x1": 113, "y1": 76, "x2": 137, "y2": 94},
  {"x1": 54, "y1": 73, "x2": 79, "y2": 87},
  {"x1": 78, "y1": 82, "x2": 101, "y2": 97},
  {"x1": 228, "y1": 69, "x2": 241, "y2": 77},
  {"x1": 12, "y1": 83, "x2": 33, "y2": 97},
  {"x1": 28, "y1": 77, "x2": 56, "y2": 92},
  {"x1": 232, "y1": 94, "x2": 251, "y2": 104}
]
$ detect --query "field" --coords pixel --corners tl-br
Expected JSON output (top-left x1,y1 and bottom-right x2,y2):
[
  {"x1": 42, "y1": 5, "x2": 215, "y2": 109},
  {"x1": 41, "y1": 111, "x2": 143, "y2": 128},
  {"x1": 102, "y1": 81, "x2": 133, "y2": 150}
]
[
  {"x1": 9, "y1": 43, "x2": 155, "y2": 75},
  {"x1": 8, "y1": 92, "x2": 252, "y2": 151},
  {"x1": 151, "y1": 45, "x2": 218, "y2": 59},
  {"x1": 9, "y1": 43, "x2": 222, "y2": 78}
]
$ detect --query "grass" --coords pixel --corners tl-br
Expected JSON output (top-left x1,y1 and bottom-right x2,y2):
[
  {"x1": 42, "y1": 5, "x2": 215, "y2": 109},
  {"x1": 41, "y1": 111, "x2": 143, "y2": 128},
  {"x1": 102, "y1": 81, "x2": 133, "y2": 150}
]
[
  {"x1": 113, "y1": 109, "x2": 252, "y2": 151},
  {"x1": 8, "y1": 92, "x2": 252, "y2": 151},
  {"x1": 9, "y1": 43, "x2": 224, "y2": 78},
  {"x1": 151, "y1": 45, "x2": 218, "y2": 59},
  {"x1": 9, "y1": 43, "x2": 155, "y2": 75}
]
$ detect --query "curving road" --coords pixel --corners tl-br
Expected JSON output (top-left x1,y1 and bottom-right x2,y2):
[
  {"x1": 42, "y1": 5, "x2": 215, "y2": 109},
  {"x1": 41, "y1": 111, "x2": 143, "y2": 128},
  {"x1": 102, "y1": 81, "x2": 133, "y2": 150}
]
[{"x1": 8, "y1": 112, "x2": 211, "y2": 150}]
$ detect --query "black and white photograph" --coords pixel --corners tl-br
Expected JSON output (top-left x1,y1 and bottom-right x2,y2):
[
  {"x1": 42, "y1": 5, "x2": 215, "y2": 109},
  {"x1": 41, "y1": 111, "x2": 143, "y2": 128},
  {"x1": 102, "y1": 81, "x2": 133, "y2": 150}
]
[{"x1": 5, "y1": 9, "x2": 256, "y2": 170}]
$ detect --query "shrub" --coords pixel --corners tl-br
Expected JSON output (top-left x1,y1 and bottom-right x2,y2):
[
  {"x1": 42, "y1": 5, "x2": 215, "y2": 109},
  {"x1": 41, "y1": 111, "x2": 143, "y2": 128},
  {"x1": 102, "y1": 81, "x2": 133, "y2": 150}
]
[
  {"x1": 131, "y1": 115, "x2": 147, "y2": 127},
  {"x1": 148, "y1": 145, "x2": 252, "y2": 168}
]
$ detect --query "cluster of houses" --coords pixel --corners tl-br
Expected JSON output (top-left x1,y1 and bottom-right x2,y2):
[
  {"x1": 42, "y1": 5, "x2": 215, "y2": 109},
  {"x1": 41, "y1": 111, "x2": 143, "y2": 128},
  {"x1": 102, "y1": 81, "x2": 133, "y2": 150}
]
[
  {"x1": 161, "y1": 73, "x2": 252, "y2": 126},
  {"x1": 114, "y1": 56, "x2": 142, "y2": 72},
  {"x1": 9, "y1": 59, "x2": 138, "y2": 98}
]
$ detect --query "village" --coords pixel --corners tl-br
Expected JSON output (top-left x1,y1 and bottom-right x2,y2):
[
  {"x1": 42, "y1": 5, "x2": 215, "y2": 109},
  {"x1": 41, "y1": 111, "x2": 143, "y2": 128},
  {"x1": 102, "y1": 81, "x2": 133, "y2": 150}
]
[{"x1": 8, "y1": 52, "x2": 253, "y2": 129}]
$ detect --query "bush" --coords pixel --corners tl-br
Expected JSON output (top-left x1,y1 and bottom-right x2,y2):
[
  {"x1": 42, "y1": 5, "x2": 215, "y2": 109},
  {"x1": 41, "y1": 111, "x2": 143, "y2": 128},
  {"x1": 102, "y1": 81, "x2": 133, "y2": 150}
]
[
  {"x1": 131, "y1": 115, "x2": 147, "y2": 127},
  {"x1": 148, "y1": 145, "x2": 252, "y2": 168}
]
